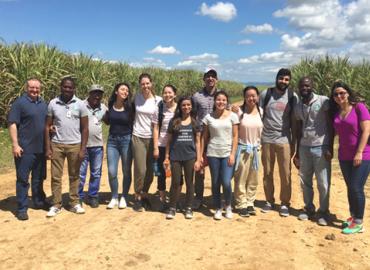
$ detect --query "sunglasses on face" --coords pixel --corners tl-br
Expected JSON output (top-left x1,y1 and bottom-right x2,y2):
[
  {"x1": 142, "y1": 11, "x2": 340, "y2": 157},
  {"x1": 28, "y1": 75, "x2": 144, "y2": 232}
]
[{"x1": 334, "y1": 91, "x2": 347, "y2": 97}]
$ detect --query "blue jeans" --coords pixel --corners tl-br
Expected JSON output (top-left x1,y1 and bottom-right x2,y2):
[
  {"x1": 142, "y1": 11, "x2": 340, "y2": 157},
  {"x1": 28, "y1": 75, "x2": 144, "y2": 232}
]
[
  {"x1": 107, "y1": 134, "x2": 132, "y2": 199},
  {"x1": 339, "y1": 160, "x2": 370, "y2": 224},
  {"x1": 15, "y1": 153, "x2": 46, "y2": 213},
  {"x1": 207, "y1": 156, "x2": 234, "y2": 209},
  {"x1": 299, "y1": 145, "x2": 331, "y2": 214},
  {"x1": 79, "y1": 146, "x2": 104, "y2": 200}
]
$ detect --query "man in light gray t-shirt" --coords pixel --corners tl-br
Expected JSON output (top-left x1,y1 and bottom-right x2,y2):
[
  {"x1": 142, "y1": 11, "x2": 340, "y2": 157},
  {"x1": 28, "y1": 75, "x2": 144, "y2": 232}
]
[
  {"x1": 45, "y1": 77, "x2": 88, "y2": 217},
  {"x1": 78, "y1": 85, "x2": 108, "y2": 208},
  {"x1": 293, "y1": 77, "x2": 333, "y2": 226},
  {"x1": 259, "y1": 68, "x2": 298, "y2": 217}
]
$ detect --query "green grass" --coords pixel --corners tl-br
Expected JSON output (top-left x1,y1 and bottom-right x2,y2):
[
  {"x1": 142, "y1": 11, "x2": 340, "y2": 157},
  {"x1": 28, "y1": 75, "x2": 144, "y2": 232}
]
[{"x1": 0, "y1": 128, "x2": 13, "y2": 172}]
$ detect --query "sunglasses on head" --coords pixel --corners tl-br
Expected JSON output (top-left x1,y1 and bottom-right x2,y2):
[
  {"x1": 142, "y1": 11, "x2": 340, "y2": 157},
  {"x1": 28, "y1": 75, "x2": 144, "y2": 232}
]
[{"x1": 333, "y1": 91, "x2": 347, "y2": 97}]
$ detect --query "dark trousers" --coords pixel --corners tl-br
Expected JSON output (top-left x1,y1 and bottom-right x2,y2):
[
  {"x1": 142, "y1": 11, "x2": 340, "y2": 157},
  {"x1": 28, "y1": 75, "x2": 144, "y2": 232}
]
[
  {"x1": 194, "y1": 170, "x2": 204, "y2": 200},
  {"x1": 169, "y1": 159, "x2": 195, "y2": 208},
  {"x1": 15, "y1": 153, "x2": 46, "y2": 213},
  {"x1": 156, "y1": 146, "x2": 166, "y2": 191},
  {"x1": 340, "y1": 160, "x2": 370, "y2": 223}
]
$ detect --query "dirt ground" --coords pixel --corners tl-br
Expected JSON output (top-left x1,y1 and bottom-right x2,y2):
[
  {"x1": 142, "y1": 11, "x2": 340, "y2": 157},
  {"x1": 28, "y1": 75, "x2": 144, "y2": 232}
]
[{"x1": 0, "y1": 156, "x2": 369, "y2": 270}]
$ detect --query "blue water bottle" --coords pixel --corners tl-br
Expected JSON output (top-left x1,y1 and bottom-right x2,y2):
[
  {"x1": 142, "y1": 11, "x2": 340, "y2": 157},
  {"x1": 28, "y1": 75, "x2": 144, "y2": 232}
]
[{"x1": 153, "y1": 160, "x2": 161, "y2": 176}]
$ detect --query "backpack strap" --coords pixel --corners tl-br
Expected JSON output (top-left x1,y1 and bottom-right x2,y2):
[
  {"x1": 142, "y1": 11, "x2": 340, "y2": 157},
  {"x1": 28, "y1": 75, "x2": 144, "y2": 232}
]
[
  {"x1": 262, "y1": 88, "x2": 273, "y2": 120},
  {"x1": 157, "y1": 100, "x2": 164, "y2": 130},
  {"x1": 262, "y1": 87, "x2": 295, "y2": 116}
]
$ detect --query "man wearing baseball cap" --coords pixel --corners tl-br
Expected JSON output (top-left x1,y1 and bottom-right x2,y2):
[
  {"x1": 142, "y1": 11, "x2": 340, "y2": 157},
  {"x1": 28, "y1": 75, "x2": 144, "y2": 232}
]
[
  {"x1": 78, "y1": 84, "x2": 108, "y2": 208},
  {"x1": 192, "y1": 68, "x2": 219, "y2": 209}
]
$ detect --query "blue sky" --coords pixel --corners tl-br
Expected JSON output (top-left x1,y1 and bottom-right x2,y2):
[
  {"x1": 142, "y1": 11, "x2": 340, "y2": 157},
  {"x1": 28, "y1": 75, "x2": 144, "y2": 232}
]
[{"x1": 1, "y1": 0, "x2": 369, "y2": 82}]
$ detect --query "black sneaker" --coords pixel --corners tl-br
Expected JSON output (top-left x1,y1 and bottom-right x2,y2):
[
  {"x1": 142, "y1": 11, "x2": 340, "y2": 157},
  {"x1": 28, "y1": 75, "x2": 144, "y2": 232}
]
[
  {"x1": 16, "y1": 212, "x2": 29, "y2": 221},
  {"x1": 246, "y1": 206, "x2": 256, "y2": 215},
  {"x1": 33, "y1": 201, "x2": 50, "y2": 210},
  {"x1": 89, "y1": 198, "x2": 99, "y2": 208},
  {"x1": 239, "y1": 208, "x2": 250, "y2": 217},
  {"x1": 142, "y1": 198, "x2": 152, "y2": 211},
  {"x1": 261, "y1": 202, "x2": 273, "y2": 213},
  {"x1": 133, "y1": 200, "x2": 144, "y2": 212},
  {"x1": 176, "y1": 201, "x2": 183, "y2": 213},
  {"x1": 184, "y1": 207, "x2": 193, "y2": 219},
  {"x1": 166, "y1": 207, "x2": 176, "y2": 219}
]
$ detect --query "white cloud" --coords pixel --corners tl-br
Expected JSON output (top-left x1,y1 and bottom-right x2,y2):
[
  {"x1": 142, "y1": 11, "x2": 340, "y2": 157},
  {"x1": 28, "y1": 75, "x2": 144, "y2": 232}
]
[
  {"x1": 197, "y1": 2, "x2": 237, "y2": 22},
  {"x1": 348, "y1": 42, "x2": 370, "y2": 60},
  {"x1": 176, "y1": 53, "x2": 220, "y2": 72},
  {"x1": 237, "y1": 39, "x2": 253, "y2": 45},
  {"x1": 188, "y1": 53, "x2": 219, "y2": 61},
  {"x1": 177, "y1": 60, "x2": 200, "y2": 67},
  {"x1": 238, "y1": 51, "x2": 294, "y2": 65},
  {"x1": 148, "y1": 45, "x2": 180, "y2": 55},
  {"x1": 242, "y1": 23, "x2": 273, "y2": 34},
  {"x1": 129, "y1": 57, "x2": 167, "y2": 68},
  {"x1": 272, "y1": 0, "x2": 370, "y2": 52}
]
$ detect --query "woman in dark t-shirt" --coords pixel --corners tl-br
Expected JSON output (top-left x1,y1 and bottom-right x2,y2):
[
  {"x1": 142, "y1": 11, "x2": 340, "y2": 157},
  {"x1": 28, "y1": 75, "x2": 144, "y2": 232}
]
[
  {"x1": 164, "y1": 96, "x2": 202, "y2": 219},
  {"x1": 104, "y1": 83, "x2": 134, "y2": 210}
]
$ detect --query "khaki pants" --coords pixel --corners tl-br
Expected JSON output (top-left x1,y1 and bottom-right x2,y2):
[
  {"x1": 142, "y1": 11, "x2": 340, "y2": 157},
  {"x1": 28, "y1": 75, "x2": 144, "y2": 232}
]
[
  {"x1": 261, "y1": 143, "x2": 291, "y2": 206},
  {"x1": 51, "y1": 143, "x2": 81, "y2": 208},
  {"x1": 234, "y1": 151, "x2": 259, "y2": 209},
  {"x1": 131, "y1": 135, "x2": 154, "y2": 194}
]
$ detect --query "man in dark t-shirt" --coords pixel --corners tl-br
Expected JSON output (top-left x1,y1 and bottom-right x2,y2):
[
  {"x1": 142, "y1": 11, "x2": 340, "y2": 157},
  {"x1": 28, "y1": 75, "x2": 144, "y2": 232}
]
[{"x1": 8, "y1": 78, "x2": 48, "y2": 221}]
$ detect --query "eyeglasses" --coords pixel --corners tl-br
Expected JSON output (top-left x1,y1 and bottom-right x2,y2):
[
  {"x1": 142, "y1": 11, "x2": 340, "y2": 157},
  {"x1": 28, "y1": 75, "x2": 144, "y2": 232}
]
[{"x1": 333, "y1": 91, "x2": 347, "y2": 97}]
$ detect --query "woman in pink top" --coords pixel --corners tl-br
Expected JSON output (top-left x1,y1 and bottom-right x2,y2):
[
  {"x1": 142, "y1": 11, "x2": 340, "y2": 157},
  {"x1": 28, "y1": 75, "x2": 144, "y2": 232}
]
[
  {"x1": 234, "y1": 86, "x2": 263, "y2": 217},
  {"x1": 330, "y1": 81, "x2": 370, "y2": 234}
]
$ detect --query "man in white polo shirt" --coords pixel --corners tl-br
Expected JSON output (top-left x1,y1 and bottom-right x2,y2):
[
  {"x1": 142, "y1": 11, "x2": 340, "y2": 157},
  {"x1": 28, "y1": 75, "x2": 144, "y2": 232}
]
[{"x1": 45, "y1": 77, "x2": 89, "y2": 217}]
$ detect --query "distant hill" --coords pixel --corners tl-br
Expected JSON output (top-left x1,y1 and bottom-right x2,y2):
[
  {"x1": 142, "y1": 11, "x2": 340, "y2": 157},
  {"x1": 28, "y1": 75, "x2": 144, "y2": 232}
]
[{"x1": 244, "y1": 82, "x2": 274, "y2": 87}]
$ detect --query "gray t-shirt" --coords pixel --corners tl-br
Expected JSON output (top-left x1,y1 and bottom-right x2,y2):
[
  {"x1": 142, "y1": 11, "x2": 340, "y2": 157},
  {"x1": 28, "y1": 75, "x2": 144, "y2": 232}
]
[
  {"x1": 294, "y1": 94, "x2": 330, "y2": 147},
  {"x1": 48, "y1": 95, "x2": 88, "y2": 144},
  {"x1": 192, "y1": 88, "x2": 219, "y2": 130},
  {"x1": 84, "y1": 100, "x2": 108, "y2": 147},
  {"x1": 203, "y1": 112, "x2": 239, "y2": 158},
  {"x1": 168, "y1": 120, "x2": 199, "y2": 161},
  {"x1": 259, "y1": 88, "x2": 298, "y2": 144}
]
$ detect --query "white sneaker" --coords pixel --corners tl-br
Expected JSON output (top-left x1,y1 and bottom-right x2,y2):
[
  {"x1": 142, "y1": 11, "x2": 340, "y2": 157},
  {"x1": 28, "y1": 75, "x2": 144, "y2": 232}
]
[
  {"x1": 214, "y1": 209, "x2": 223, "y2": 220},
  {"x1": 71, "y1": 203, "x2": 85, "y2": 214},
  {"x1": 107, "y1": 198, "x2": 118, "y2": 209},
  {"x1": 46, "y1": 206, "x2": 62, "y2": 217},
  {"x1": 225, "y1": 205, "x2": 233, "y2": 219},
  {"x1": 118, "y1": 197, "x2": 127, "y2": 209}
]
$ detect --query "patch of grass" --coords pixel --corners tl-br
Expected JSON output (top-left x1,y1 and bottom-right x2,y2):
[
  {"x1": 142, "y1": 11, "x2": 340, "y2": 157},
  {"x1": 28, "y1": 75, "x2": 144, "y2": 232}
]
[{"x1": 0, "y1": 128, "x2": 13, "y2": 171}]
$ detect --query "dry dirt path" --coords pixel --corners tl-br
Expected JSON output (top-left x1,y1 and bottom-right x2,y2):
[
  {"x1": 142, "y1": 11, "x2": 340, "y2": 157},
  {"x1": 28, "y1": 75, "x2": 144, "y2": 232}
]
[{"x1": 0, "y1": 158, "x2": 369, "y2": 270}]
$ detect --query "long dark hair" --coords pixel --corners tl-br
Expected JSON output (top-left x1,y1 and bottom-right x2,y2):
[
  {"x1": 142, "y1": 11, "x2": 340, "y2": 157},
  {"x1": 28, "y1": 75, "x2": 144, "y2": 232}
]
[
  {"x1": 108, "y1": 82, "x2": 134, "y2": 120},
  {"x1": 212, "y1": 90, "x2": 229, "y2": 111},
  {"x1": 329, "y1": 81, "x2": 364, "y2": 119},
  {"x1": 240, "y1": 86, "x2": 262, "y2": 119},
  {"x1": 171, "y1": 96, "x2": 197, "y2": 133}
]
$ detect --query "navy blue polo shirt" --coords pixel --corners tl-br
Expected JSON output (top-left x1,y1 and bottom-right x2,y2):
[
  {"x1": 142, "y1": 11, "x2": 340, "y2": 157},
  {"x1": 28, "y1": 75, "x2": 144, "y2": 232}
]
[{"x1": 8, "y1": 93, "x2": 48, "y2": 154}]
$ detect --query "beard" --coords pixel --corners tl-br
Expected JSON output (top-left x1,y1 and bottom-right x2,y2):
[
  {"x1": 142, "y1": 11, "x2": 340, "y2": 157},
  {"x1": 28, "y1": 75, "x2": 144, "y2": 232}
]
[
  {"x1": 300, "y1": 91, "x2": 313, "y2": 101},
  {"x1": 277, "y1": 82, "x2": 288, "y2": 91}
]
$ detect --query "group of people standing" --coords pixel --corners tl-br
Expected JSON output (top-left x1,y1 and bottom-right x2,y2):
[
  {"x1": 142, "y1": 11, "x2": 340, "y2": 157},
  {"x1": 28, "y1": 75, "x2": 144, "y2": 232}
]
[{"x1": 8, "y1": 68, "x2": 369, "y2": 235}]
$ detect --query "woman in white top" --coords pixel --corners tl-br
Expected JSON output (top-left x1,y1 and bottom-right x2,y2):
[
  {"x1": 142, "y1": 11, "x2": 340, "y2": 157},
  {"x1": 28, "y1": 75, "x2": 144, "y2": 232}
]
[
  {"x1": 202, "y1": 90, "x2": 239, "y2": 220},
  {"x1": 132, "y1": 73, "x2": 162, "y2": 212},
  {"x1": 234, "y1": 86, "x2": 263, "y2": 217},
  {"x1": 152, "y1": 84, "x2": 177, "y2": 207}
]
